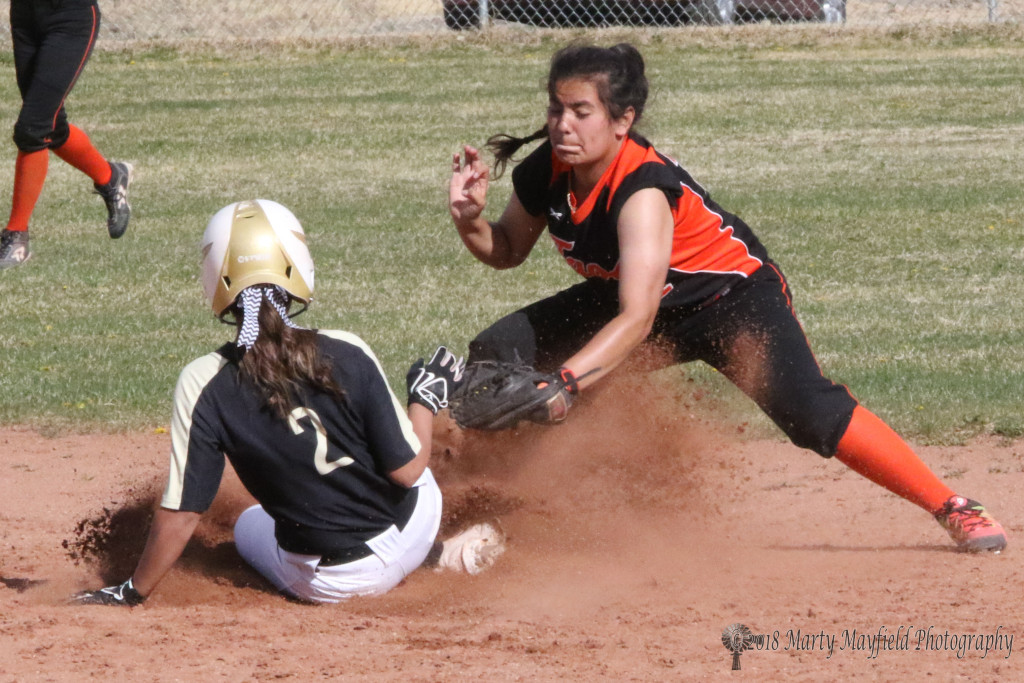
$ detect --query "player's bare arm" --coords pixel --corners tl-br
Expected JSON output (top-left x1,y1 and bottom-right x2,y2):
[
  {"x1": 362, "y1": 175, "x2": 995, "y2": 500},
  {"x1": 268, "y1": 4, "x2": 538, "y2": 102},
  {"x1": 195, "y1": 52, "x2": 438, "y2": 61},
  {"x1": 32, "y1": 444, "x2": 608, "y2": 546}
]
[
  {"x1": 450, "y1": 145, "x2": 545, "y2": 269},
  {"x1": 561, "y1": 188, "x2": 674, "y2": 389},
  {"x1": 131, "y1": 508, "x2": 201, "y2": 597},
  {"x1": 389, "y1": 404, "x2": 433, "y2": 488},
  {"x1": 69, "y1": 507, "x2": 200, "y2": 606}
]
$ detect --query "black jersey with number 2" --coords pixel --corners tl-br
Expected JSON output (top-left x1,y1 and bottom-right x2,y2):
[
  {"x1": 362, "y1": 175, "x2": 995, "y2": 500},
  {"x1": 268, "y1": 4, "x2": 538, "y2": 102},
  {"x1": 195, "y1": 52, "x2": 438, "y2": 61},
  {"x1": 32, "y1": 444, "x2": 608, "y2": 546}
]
[{"x1": 160, "y1": 330, "x2": 421, "y2": 555}]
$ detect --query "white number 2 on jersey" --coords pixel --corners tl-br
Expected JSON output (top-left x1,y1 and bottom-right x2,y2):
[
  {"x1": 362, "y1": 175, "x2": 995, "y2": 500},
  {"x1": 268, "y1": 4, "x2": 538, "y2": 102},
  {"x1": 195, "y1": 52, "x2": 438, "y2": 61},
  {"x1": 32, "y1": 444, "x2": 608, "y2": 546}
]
[{"x1": 288, "y1": 407, "x2": 355, "y2": 475}]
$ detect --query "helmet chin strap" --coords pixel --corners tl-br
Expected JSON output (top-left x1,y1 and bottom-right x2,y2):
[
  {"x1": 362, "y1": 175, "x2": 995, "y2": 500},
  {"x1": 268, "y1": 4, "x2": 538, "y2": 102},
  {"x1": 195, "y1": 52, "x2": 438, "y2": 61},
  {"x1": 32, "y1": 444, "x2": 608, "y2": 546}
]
[{"x1": 237, "y1": 285, "x2": 303, "y2": 351}]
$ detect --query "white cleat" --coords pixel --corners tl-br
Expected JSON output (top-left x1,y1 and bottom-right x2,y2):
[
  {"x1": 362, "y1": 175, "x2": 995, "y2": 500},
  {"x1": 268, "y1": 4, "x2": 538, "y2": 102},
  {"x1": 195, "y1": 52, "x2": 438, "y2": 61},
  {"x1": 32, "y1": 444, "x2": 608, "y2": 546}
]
[{"x1": 438, "y1": 521, "x2": 506, "y2": 574}]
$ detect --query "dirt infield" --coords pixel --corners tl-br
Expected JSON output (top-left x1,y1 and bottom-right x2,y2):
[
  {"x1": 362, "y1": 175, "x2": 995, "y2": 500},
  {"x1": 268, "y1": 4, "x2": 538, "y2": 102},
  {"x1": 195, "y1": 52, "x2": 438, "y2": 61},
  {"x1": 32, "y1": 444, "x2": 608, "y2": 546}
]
[{"x1": 2, "y1": 378, "x2": 1021, "y2": 680}]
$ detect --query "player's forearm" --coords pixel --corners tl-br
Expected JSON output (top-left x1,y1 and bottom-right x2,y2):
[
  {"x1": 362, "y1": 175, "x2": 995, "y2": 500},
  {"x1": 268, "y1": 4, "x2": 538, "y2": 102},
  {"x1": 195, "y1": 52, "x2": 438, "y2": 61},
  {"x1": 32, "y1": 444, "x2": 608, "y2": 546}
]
[
  {"x1": 562, "y1": 310, "x2": 655, "y2": 390},
  {"x1": 389, "y1": 404, "x2": 432, "y2": 488},
  {"x1": 567, "y1": 191, "x2": 671, "y2": 388},
  {"x1": 455, "y1": 218, "x2": 517, "y2": 269},
  {"x1": 130, "y1": 508, "x2": 201, "y2": 596}
]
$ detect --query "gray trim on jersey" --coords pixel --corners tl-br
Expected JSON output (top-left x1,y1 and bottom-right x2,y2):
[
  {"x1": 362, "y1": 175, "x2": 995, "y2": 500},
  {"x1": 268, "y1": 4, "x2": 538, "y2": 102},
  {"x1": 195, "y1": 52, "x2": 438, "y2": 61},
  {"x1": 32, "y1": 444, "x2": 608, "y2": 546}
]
[{"x1": 162, "y1": 351, "x2": 229, "y2": 510}]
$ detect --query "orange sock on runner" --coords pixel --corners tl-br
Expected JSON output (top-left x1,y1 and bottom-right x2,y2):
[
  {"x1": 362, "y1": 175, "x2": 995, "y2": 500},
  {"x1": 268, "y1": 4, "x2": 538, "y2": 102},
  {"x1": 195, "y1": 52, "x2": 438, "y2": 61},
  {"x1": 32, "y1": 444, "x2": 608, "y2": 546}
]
[
  {"x1": 52, "y1": 125, "x2": 111, "y2": 186},
  {"x1": 834, "y1": 405, "x2": 953, "y2": 514},
  {"x1": 5, "y1": 149, "x2": 49, "y2": 232}
]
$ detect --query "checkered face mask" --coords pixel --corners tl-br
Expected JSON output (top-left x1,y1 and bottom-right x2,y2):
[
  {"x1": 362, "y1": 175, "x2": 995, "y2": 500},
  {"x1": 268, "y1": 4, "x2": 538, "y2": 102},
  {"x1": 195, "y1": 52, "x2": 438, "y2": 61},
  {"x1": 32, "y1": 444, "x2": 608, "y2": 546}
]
[{"x1": 237, "y1": 285, "x2": 302, "y2": 351}]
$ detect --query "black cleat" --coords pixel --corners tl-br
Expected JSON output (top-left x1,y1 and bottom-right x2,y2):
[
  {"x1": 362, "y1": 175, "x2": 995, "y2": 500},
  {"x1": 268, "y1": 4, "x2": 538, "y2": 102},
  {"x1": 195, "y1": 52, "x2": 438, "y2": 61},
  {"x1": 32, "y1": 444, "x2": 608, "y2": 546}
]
[
  {"x1": 94, "y1": 161, "x2": 134, "y2": 238},
  {"x1": 0, "y1": 229, "x2": 31, "y2": 270}
]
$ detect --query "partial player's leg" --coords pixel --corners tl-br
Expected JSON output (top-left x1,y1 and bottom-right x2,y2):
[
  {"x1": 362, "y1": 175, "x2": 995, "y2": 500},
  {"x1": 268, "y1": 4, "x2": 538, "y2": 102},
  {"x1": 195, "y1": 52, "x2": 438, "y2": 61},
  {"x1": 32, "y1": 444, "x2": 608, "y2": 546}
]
[
  {"x1": 2, "y1": 0, "x2": 47, "y2": 268},
  {"x1": 12, "y1": 0, "x2": 100, "y2": 153},
  {"x1": 0, "y1": 151, "x2": 43, "y2": 268},
  {"x1": 4, "y1": 0, "x2": 131, "y2": 255},
  {"x1": 5, "y1": 0, "x2": 98, "y2": 262},
  {"x1": 659, "y1": 263, "x2": 857, "y2": 455},
  {"x1": 35, "y1": 2, "x2": 133, "y2": 238},
  {"x1": 468, "y1": 278, "x2": 620, "y2": 372},
  {"x1": 835, "y1": 406, "x2": 1006, "y2": 552},
  {"x1": 232, "y1": 504, "x2": 314, "y2": 598},
  {"x1": 659, "y1": 263, "x2": 1006, "y2": 552}
]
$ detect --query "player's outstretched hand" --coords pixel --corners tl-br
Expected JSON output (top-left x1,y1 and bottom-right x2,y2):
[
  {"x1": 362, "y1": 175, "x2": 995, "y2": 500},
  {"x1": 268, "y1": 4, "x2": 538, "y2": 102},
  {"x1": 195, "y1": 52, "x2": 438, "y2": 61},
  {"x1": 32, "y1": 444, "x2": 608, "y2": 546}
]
[
  {"x1": 407, "y1": 346, "x2": 466, "y2": 415},
  {"x1": 449, "y1": 145, "x2": 490, "y2": 224},
  {"x1": 69, "y1": 578, "x2": 145, "y2": 607}
]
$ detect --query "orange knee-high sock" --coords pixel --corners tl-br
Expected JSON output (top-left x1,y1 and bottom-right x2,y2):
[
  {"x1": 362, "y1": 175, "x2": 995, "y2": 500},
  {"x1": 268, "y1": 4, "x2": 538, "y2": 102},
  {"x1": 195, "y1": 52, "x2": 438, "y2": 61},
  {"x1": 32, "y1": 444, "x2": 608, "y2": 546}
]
[
  {"x1": 52, "y1": 125, "x2": 111, "y2": 186},
  {"x1": 5, "y1": 149, "x2": 49, "y2": 232},
  {"x1": 834, "y1": 405, "x2": 953, "y2": 514}
]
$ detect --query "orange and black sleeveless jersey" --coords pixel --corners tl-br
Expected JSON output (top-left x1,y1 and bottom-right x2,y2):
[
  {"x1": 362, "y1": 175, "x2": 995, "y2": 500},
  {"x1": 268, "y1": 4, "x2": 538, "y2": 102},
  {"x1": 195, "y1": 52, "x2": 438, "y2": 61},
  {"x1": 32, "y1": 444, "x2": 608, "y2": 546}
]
[
  {"x1": 512, "y1": 133, "x2": 769, "y2": 309},
  {"x1": 160, "y1": 330, "x2": 420, "y2": 555}
]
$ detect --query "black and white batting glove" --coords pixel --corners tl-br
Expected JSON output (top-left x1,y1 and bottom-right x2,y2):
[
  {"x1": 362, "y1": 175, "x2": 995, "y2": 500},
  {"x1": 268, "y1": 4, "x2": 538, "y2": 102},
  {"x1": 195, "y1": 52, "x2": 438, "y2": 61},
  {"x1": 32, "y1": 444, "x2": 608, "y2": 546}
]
[
  {"x1": 407, "y1": 346, "x2": 466, "y2": 415},
  {"x1": 70, "y1": 578, "x2": 145, "y2": 607}
]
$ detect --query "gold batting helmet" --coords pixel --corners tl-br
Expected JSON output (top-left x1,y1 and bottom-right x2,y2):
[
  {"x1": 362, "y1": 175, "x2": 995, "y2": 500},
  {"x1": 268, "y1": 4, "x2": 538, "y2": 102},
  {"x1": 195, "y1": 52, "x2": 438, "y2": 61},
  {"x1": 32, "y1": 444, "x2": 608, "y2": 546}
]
[{"x1": 200, "y1": 199, "x2": 315, "y2": 318}]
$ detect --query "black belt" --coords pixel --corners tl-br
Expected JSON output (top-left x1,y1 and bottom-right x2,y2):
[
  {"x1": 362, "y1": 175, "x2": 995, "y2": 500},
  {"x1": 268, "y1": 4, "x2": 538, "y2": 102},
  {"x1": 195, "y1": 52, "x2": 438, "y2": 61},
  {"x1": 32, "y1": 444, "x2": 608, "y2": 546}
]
[
  {"x1": 318, "y1": 544, "x2": 375, "y2": 567},
  {"x1": 317, "y1": 488, "x2": 420, "y2": 567}
]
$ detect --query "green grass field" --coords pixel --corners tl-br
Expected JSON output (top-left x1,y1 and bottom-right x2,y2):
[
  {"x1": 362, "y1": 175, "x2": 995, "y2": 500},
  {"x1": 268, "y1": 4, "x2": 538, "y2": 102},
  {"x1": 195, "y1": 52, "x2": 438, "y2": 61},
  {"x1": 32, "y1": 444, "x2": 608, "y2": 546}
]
[{"x1": 0, "y1": 26, "x2": 1021, "y2": 442}]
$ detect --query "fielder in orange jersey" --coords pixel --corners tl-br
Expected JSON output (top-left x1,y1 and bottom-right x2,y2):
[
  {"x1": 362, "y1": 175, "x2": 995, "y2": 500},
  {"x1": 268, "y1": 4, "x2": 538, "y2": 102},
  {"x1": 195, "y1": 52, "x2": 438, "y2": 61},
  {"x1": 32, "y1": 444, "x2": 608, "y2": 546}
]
[
  {"x1": 448, "y1": 42, "x2": 1006, "y2": 553},
  {"x1": 1, "y1": 0, "x2": 133, "y2": 270}
]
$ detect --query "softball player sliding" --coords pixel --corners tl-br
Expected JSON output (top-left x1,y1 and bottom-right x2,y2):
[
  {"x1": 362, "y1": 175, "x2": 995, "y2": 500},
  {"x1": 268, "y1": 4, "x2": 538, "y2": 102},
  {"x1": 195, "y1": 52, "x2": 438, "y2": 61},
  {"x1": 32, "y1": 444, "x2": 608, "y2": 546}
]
[
  {"x1": 1, "y1": 0, "x2": 133, "y2": 270},
  {"x1": 73, "y1": 200, "x2": 503, "y2": 606},
  {"x1": 448, "y1": 43, "x2": 1006, "y2": 553}
]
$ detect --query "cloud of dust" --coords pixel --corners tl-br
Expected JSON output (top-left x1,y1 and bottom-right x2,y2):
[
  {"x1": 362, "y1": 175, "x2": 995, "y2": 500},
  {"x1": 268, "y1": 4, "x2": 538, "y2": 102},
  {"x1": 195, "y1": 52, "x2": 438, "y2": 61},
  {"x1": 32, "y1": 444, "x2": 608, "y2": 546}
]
[
  {"x1": 433, "y1": 359, "x2": 743, "y2": 619},
  {"x1": 63, "y1": 467, "x2": 260, "y2": 595}
]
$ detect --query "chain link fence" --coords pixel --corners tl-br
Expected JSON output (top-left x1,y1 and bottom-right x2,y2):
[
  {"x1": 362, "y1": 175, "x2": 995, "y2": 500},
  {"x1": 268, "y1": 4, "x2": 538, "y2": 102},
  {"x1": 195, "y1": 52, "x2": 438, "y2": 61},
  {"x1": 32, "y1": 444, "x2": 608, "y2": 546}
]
[{"x1": 0, "y1": 0, "x2": 1020, "y2": 44}]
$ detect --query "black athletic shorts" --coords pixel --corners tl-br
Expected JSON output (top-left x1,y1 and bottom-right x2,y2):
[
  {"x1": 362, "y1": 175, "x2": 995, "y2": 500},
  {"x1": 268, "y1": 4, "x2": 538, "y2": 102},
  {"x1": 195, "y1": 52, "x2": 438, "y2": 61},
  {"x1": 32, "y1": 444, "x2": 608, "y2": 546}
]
[{"x1": 10, "y1": 0, "x2": 101, "y2": 151}]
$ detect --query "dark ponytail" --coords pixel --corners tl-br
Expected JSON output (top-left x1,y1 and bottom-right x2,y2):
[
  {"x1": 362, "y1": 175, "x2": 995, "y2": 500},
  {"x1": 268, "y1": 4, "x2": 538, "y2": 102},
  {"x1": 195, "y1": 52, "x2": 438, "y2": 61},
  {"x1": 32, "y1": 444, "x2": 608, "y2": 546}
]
[
  {"x1": 234, "y1": 299, "x2": 345, "y2": 419},
  {"x1": 486, "y1": 126, "x2": 547, "y2": 179}
]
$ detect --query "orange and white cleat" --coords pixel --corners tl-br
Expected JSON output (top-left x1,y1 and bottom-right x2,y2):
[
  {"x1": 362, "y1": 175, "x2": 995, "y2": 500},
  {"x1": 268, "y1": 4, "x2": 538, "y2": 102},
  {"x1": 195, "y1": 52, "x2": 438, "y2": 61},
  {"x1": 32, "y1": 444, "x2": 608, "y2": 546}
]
[{"x1": 935, "y1": 495, "x2": 1007, "y2": 553}]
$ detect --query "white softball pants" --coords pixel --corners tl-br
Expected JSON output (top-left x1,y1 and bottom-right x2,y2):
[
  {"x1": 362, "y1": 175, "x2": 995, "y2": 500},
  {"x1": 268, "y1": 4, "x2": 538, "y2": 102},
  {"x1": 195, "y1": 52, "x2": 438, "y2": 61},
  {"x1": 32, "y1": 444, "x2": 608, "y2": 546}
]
[{"x1": 233, "y1": 468, "x2": 442, "y2": 603}]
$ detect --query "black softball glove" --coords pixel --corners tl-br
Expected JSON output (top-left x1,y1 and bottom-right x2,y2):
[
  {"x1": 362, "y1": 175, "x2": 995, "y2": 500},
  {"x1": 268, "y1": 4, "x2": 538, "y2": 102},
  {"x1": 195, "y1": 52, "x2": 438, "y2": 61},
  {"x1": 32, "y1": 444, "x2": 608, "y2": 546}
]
[
  {"x1": 449, "y1": 361, "x2": 579, "y2": 431},
  {"x1": 407, "y1": 346, "x2": 466, "y2": 415}
]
